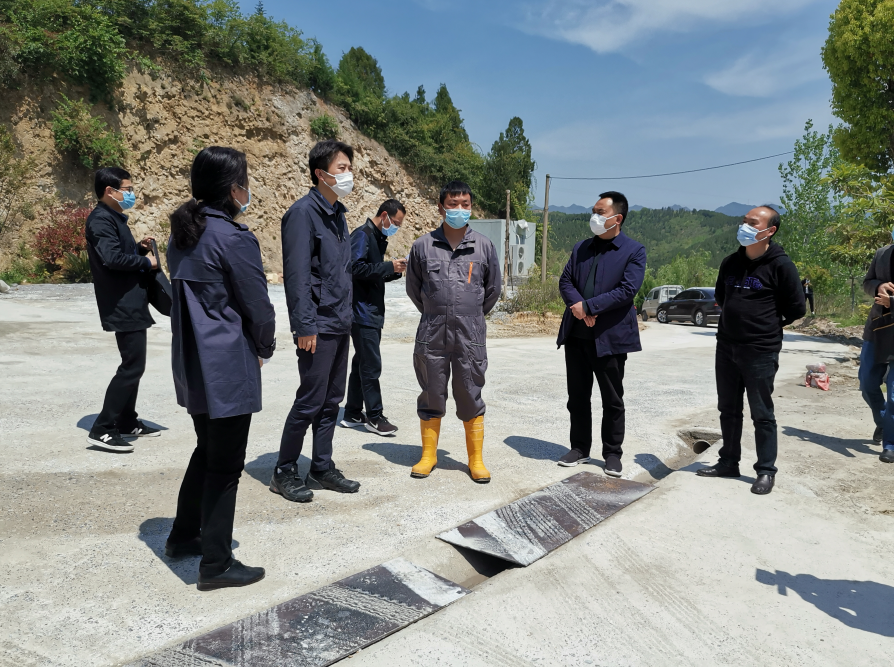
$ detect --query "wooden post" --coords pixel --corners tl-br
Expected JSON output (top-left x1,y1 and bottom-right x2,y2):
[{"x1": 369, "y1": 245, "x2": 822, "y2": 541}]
[
  {"x1": 541, "y1": 174, "x2": 551, "y2": 282},
  {"x1": 502, "y1": 189, "x2": 511, "y2": 299}
]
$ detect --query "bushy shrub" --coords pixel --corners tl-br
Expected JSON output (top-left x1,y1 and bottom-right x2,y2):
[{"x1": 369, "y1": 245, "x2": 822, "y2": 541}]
[
  {"x1": 0, "y1": 123, "x2": 34, "y2": 235},
  {"x1": 33, "y1": 204, "x2": 90, "y2": 267},
  {"x1": 507, "y1": 277, "x2": 565, "y2": 315},
  {"x1": 310, "y1": 114, "x2": 339, "y2": 139},
  {"x1": 62, "y1": 250, "x2": 92, "y2": 283},
  {"x1": 51, "y1": 96, "x2": 129, "y2": 169}
]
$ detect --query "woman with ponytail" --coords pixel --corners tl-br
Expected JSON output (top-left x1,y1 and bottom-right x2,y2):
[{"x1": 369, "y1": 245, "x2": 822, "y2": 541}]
[{"x1": 164, "y1": 146, "x2": 276, "y2": 591}]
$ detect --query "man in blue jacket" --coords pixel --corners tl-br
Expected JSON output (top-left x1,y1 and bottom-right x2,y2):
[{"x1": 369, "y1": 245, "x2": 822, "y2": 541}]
[
  {"x1": 341, "y1": 199, "x2": 407, "y2": 436},
  {"x1": 556, "y1": 191, "x2": 646, "y2": 477},
  {"x1": 271, "y1": 140, "x2": 361, "y2": 503},
  {"x1": 85, "y1": 167, "x2": 161, "y2": 453}
]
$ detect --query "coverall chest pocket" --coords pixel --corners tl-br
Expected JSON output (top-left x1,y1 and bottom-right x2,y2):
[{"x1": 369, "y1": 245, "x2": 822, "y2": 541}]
[
  {"x1": 457, "y1": 260, "x2": 483, "y2": 292},
  {"x1": 424, "y1": 259, "x2": 442, "y2": 297}
]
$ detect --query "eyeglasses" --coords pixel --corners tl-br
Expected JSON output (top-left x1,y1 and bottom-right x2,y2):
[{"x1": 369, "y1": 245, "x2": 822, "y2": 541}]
[{"x1": 114, "y1": 186, "x2": 135, "y2": 193}]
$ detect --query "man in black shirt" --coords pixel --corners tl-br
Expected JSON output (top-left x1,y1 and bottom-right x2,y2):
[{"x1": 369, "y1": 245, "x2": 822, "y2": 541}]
[
  {"x1": 697, "y1": 206, "x2": 805, "y2": 494},
  {"x1": 340, "y1": 199, "x2": 407, "y2": 436},
  {"x1": 85, "y1": 167, "x2": 160, "y2": 453}
]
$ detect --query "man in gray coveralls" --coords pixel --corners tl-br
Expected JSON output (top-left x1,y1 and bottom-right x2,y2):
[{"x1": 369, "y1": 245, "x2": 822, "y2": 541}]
[{"x1": 405, "y1": 181, "x2": 501, "y2": 483}]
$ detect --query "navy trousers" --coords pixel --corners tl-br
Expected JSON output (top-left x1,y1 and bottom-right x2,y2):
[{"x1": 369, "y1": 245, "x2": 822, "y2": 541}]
[
  {"x1": 344, "y1": 323, "x2": 385, "y2": 421},
  {"x1": 278, "y1": 333, "x2": 350, "y2": 471}
]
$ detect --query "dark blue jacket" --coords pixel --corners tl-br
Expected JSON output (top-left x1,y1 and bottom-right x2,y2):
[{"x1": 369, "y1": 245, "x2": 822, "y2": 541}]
[
  {"x1": 556, "y1": 231, "x2": 647, "y2": 356},
  {"x1": 167, "y1": 209, "x2": 276, "y2": 419},
  {"x1": 85, "y1": 201, "x2": 155, "y2": 332},
  {"x1": 282, "y1": 188, "x2": 352, "y2": 338},
  {"x1": 351, "y1": 218, "x2": 402, "y2": 328}
]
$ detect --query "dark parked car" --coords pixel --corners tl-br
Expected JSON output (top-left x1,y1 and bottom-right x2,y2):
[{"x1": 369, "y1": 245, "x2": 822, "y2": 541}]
[{"x1": 656, "y1": 287, "x2": 721, "y2": 327}]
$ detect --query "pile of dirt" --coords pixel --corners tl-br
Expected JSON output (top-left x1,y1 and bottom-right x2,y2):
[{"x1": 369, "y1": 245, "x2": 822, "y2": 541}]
[{"x1": 789, "y1": 317, "x2": 863, "y2": 348}]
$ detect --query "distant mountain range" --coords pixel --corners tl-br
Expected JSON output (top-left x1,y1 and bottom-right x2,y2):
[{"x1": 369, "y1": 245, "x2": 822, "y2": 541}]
[{"x1": 534, "y1": 202, "x2": 785, "y2": 216}]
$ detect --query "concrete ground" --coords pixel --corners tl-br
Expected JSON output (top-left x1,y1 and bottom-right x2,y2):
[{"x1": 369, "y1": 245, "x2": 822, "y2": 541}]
[{"x1": 0, "y1": 283, "x2": 892, "y2": 666}]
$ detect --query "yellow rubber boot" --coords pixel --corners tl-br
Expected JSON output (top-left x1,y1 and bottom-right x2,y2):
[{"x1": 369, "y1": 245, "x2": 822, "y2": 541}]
[
  {"x1": 464, "y1": 416, "x2": 491, "y2": 484},
  {"x1": 411, "y1": 418, "x2": 440, "y2": 478}
]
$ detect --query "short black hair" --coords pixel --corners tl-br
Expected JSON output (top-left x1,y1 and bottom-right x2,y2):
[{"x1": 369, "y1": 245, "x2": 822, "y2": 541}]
[
  {"x1": 598, "y1": 191, "x2": 628, "y2": 224},
  {"x1": 309, "y1": 140, "x2": 354, "y2": 185},
  {"x1": 94, "y1": 167, "x2": 131, "y2": 199},
  {"x1": 376, "y1": 199, "x2": 406, "y2": 218},
  {"x1": 439, "y1": 180, "x2": 474, "y2": 205},
  {"x1": 759, "y1": 205, "x2": 781, "y2": 234}
]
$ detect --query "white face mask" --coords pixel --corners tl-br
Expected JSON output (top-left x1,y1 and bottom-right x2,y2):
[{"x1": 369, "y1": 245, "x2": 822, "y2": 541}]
[
  {"x1": 321, "y1": 170, "x2": 354, "y2": 197},
  {"x1": 590, "y1": 212, "x2": 619, "y2": 236}
]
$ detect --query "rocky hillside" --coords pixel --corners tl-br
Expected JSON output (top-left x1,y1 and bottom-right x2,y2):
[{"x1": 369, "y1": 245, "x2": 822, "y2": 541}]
[{"x1": 1, "y1": 67, "x2": 444, "y2": 273}]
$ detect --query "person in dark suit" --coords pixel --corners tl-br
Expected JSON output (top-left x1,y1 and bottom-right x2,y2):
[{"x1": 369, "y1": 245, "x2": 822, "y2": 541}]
[
  {"x1": 85, "y1": 167, "x2": 160, "y2": 453},
  {"x1": 340, "y1": 198, "x2": 407, "y2": 436},
  {"x1": 164, "y1": 147, "x2": 276, "y2": 591},
  {"x1": 270, "y1": 140, "x2": 361, "y2": 503},
  {"x1": 555, "y1": 191, "x2": 647, "y2": 477}
]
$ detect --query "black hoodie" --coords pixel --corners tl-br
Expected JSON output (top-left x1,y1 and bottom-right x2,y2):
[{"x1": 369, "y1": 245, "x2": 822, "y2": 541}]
[{"x1": 715, "y1": 243, "x2": 806, "y2": 352}]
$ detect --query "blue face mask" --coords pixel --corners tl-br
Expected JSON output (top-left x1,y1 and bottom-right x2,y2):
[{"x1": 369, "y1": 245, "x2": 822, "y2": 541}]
[
  {"x1": 444, "y1": 207, "x2": 471, "y2": 229},
  {"x1": 114, "y1": 188, "x2": 136, "y2": 211},
  {"x1": 737, "y1": 223, "x2": 761, "y2": 246},
  {"x1": 381, "y1": 214, "x2": 399, "y2": 237},
  {"x1": 236, "y1": 184, "x2": 251, "y2": 214}
]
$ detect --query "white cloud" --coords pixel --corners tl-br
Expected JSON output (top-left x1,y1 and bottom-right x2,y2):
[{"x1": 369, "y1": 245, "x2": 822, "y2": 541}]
[
  {"x1": 518, "y1": 0, "x2": 820, "y2": 53},
  {"x1": 704, "y1": 38, "x2": 826, "y2": 97}
]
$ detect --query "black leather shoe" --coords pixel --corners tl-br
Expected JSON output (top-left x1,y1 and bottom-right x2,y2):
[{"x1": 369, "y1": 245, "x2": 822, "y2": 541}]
[
  {"x1": 307, "y1": 467, "x2": 361, "y2": 493},
  {"x1": 696, "y1": 463, "x2": 741, "y2": 478},
  {"x1": 751, "y1": 474, "x2": 775, "y2": 495},
  {"x1": 197, "y1": 560, "x2": 264, "y2": 591},
  {"x1": 165, "y1": 536, "x2": 202, "y2": 558},
  {"x1": 269, "y1": 463, "x2": 314, "y2": 502},
  {"x1": 873, "y1": 425, "x2": 883, "y2": 444},
  {"x1": 880, "y1": 449, "x2": 894, "y2": 463}
]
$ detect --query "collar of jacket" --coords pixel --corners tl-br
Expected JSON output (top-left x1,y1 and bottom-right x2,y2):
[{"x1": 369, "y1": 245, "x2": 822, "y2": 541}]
[
  {"x1": 97, "y1": 200, "x2": 128, "y2": 223},
  {"x1": 432, "y1": 224, "x2": 475, "y2": 249},
  {"x1": 587, "y1": 230, "x2": 624, "y2": 251},
  {"x1": 736, "y1": 240, "x2": 784, "y2": 265},
  {"x1": 203, "y1": 206, "x2": 248, "y2": 231},
  {"x1": 365, "y1": 217, "x2": 386, "y2": 240},
  {"x1": 309, "y1": 186, "x2": 348, "y2": 217}
]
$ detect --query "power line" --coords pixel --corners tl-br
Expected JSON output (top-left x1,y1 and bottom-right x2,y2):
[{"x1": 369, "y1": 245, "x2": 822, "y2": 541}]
[{"x1": 550, "y1": 151, "x2": 794, "y2": 181}]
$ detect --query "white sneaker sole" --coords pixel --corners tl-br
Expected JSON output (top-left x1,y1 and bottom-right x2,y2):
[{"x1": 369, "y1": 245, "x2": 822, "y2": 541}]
[
  {"x1": 126, "y1": 430, "x2": 160, "y2": 438},
  {"x1": 339, "y1": 420, "x2": 366, "y2": 429},
  {"x1": 365, "y1": 422, "x2": 398, "y2": 436},
  {"x1": 558, "y1": 457, "x2": 590, "y2": 467},
  {"x1": 87, "y1": 436, "x2": 134, "y2": 452},
  {"x1": 603, "y1": 467, "x2": 622, "y2": 478}
]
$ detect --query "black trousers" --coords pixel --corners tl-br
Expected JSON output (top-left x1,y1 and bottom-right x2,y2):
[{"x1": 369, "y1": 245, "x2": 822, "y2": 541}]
[
  {"x1": 715, "y1": 340, "x2": 780, "y2": 475},
  {"x1": 806, "y1": 293, "x2": 815, "y2": 313},
  {"x1": 169, "y1": 413, "x2": 252, "y2": 577},
  {"x1": 94, "y1": 329, "x2": 147, "y2": 432},
  {"x1": 278, "y1": 333, "x2": 349, "y2": 471},
  {"x1": 565, "y1": 337, "x2": 627, "y2": 459},
  {"x1": 345, "y1": 323, "x2": 384, "y2": 421}
]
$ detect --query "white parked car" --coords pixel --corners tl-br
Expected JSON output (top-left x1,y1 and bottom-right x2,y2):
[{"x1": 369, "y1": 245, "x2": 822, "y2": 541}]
[{"x1": 640, "y1": 284, "x2": 683, "y2": 321}]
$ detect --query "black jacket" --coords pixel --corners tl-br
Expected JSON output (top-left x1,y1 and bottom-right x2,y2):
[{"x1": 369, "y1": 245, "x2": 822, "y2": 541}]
[
  {"x1": 715, "y1": 243, "x2": 806, "y2": 352},
  {"x1": 85, "y1": 202, "x2": 155, "y2": 332},
  {"x1": 281, "y1": 187, "x2": 353, "y2": 339},
  {"x1": 350, "y1": 219, "x2": 402, "y2": 329}
]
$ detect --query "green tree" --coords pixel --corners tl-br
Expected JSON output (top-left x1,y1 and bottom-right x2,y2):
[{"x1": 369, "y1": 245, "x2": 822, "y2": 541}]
[
  {"x1": 0, "y1": 124, "x2": 34, "y2": 235},
  {"x1": 481, "y1": 117, "x2": 536, "y2": 219},
  {"x1": 655, "y1": 251, "x2": 717, "y2": 289},
  {"x1": 823, "y1": 0, "x2": 894, "y2": 172},
  {"x1": 777, "y1": 120, "x2": 842, "y2": 266},
  {"x1": 826, "y1": 161, "x2": 894, "y2": 310},
  {"x1": 332, "y1": 46, "x2": 385, "y2": 129}
]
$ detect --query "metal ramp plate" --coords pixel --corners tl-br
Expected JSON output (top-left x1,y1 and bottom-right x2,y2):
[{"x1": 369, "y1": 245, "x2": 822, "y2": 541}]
[
  {"x1": 130, "y1": 558, "x2": 469, "y2": 667},
  {"x1": 438, "y1": 472, "x2": 653, "y2": 566}
]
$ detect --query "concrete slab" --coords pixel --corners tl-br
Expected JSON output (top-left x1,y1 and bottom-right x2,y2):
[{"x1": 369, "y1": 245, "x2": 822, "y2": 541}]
[
  {"x1": 1, "y1": 284, "x2": 892, "y2": 666},
  {"x1": 129, "y1": 558, "x2": 468, "y2": 667},
  {"x1": 438, "y1": 473, "x2": 653, "y2": 565}
]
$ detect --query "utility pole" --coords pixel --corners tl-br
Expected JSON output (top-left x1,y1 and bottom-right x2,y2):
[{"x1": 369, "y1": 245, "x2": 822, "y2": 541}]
[
  {"x1": 541, "y1": 175, "x2": 551, "y2": 282},
  {"x1": 502, "y1": 189, "x2": 511, "y2": 299}
]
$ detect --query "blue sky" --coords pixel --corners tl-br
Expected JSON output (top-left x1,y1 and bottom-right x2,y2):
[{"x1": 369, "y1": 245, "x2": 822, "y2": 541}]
[{"x1": 252, "y1": 0, "x2": 839, "y2": 211}]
